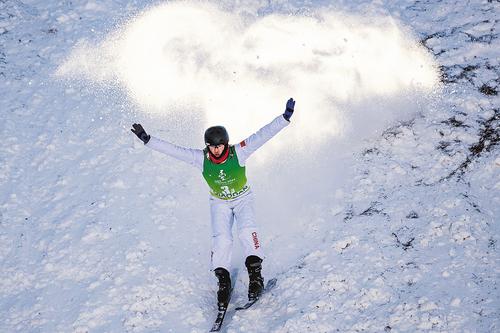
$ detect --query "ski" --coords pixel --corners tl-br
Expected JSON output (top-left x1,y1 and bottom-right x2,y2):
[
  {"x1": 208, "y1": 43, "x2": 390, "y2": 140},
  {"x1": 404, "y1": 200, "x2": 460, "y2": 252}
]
[
  {"x1": 209, "y1": 269, "x2": 238, "y2": 332},
  {"x1": 235, "y1": 278, "x2": 277, "y2": 311},
  {"x1": 209, "y1": 302, "x2": 231, "y2": 332}
]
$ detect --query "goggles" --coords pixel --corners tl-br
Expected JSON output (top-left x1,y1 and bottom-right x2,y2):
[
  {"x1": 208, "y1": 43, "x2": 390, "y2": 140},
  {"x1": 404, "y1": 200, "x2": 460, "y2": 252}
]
[{"x1": 206, "y1": 143, "x2": 225, "y2": 149}]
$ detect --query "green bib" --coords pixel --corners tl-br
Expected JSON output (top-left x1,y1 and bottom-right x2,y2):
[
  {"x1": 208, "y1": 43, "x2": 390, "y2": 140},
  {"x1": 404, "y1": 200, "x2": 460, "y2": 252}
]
[{"x1": 202, "y1": 146, "x2": 249, "y2": 200}]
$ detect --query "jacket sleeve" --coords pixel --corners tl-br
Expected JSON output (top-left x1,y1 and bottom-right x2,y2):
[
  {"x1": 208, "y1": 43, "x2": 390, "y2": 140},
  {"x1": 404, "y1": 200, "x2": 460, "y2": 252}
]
[
  {"x1": 146, "y1": 136, "x2": 204, "y2": 171},
  {"x1": 235, "y1": 115, "x2": 290, "y2": 166}
]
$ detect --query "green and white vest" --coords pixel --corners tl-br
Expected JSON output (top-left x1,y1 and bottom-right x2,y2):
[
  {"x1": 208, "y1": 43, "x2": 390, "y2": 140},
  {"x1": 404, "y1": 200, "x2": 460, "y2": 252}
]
[{"x1": 202, "y1": 146, "x2": 249, "y2": 200}]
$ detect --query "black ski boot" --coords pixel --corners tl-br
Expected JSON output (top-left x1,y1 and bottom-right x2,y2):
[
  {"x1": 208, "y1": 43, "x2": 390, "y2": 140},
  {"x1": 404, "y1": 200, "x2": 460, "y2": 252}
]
[
  {"x1": 245, "y1": 255, "x2": 264, "y2": 301},
  {"x1": 214, "y1": 267, "x2": 232, "y2": 308}
]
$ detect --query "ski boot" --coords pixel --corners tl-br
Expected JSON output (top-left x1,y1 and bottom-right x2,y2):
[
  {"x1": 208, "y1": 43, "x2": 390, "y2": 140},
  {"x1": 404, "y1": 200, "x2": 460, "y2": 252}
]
[
  {"x1": 214, "y1": 267, "x2": 232, "y2": 308},
  {"x1": 245, "y1": 255, "x2": 264, "y2": 301}
]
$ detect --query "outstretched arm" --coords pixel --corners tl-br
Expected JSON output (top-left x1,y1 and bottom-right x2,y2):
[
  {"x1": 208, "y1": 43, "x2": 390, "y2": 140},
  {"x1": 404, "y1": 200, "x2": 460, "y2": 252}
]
[
  {"x1": 131, "y1": 124, "x2": 204, "y2": 170},
  {"x1": 236, "y1": 98, "x2": 295, "y2": 166}
]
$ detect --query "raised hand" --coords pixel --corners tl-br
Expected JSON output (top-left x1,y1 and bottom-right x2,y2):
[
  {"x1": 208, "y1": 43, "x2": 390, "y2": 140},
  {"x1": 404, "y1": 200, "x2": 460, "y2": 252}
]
[
  {"x1": 283, "y1": 98, "x2": 295, "y2": 121},
  {"x1": 131, "y1": 123, "x2": 151, "y2": 144}
]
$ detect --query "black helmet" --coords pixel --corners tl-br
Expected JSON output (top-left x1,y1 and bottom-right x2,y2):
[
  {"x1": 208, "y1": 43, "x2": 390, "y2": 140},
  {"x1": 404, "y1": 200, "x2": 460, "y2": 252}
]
[{"x1": 204, "y1": 126, "x2": 229, "y2": 146}]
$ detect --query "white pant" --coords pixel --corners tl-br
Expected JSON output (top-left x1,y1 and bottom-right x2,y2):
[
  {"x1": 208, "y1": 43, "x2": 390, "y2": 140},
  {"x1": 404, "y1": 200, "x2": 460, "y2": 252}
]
[{"x1": 210, "y1": 192, "x2": 263, "y2": 271}]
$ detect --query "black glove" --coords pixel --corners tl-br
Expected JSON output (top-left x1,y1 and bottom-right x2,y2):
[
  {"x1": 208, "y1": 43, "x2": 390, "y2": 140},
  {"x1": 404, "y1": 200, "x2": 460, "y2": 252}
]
[
  {"x1": 283, "y1": 98, "x2": 295, "y2": 121},
  {"x1": 131, "y1": 123, "x2": 151, "y2": 144}
]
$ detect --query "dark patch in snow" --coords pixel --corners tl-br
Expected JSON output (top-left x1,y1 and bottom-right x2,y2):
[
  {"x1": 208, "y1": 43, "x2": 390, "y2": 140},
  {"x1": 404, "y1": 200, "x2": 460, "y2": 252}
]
[
  {"x1": 460, "y1": 193, "x2": 482, "y2": 213},
  {"x1": 405, "y1": 211, "x2": 419, "y2": 219},
  {"x1": 392, "y1": 228, "x2": 415, "y2": 251},
  {"x1": 436, "y1": 141, "x2": 454, "y2": 155},
  {"x1": 296, "y1": 262, "x2": 306, "y2": 269},
  {"x1": 362, "y1": 147, "x2": 380, "y2": 156},
  {"x1": 360, "y1": 201, "x2": 387, "y2": 218},
  {"x1": 440, "y1": 64, "x2": 479, "y2": 84},
  {"x1": 442, "y1": 116, "x2": 469, "y2": 128},
  {"x1": 469, "y1": 109, "x2": 500, "y2": 155},
  {"x1": 487, "y1": 238, "x2": 496, "y2": 249},
  {"x1": 420, "y1": 31, "x2": 449, "y2": 56},
  {"x1": 441, "y1": 108, "x2": 499, "y2": 181},
  {"x1": 343, "y1": 206, "x2": 354, "y2": 223},
  {"x1": 382, "y1": 120, "x2": 415, "y2": 141},
  {"x1": 479, "y1": 84, "x2": 497, "y2": 95},
  {"x1": 340, "y1": 242, "x2": 350, "y2": 251}
]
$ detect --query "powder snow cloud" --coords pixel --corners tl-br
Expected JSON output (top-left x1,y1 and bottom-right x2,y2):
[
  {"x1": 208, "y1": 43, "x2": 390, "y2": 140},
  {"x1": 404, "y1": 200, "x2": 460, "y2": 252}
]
[{"x1": 57, "y1": 1, "x2": 439, "y2": 147}]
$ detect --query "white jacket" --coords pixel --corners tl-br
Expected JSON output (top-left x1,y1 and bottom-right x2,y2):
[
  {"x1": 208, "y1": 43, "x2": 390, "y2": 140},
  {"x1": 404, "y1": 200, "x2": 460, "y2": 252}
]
[{"x1": 145, "y1": 115, "x2": 289, "y2": 171}]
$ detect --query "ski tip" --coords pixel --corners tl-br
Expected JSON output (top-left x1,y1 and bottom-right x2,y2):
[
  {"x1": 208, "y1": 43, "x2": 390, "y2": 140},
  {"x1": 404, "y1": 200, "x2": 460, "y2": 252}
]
[
  {"x1": 235, "y1": 299, "x2": 257, "y2": 311},
  {"x1": 235, "y1": 277, "x2": 278, "y2": 311},
  {"x1": 209, "y1": 316, "x2": 224, "y2": 332}
]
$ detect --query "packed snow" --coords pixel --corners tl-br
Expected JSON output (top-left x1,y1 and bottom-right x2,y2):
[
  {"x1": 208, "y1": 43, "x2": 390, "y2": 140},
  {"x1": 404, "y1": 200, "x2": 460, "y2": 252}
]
[{"x1": 0, "y1": 0, "x2": 498, "y2": 332}]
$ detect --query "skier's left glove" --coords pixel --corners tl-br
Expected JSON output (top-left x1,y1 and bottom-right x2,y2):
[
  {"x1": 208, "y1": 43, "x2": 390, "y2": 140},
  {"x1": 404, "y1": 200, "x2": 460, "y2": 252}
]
[
  {"x1": 283, "y1": 98, "x2": 295, "y2": 121},
  {"x1": 131, "y1": 123, "x2": 151, "y2": 144}
]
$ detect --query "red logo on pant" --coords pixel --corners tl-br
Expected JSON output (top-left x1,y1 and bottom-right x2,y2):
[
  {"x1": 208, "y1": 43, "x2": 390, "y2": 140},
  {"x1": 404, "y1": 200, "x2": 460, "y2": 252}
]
[{"x1": 252, "y1": 232, "x2": 260, "y2": 249}]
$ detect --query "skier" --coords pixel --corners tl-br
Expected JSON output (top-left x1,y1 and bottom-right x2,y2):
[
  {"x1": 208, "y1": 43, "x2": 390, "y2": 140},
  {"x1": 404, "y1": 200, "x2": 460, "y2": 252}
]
[{"x1": 131, "y1": 98, "x2": 295, "y2": 309}]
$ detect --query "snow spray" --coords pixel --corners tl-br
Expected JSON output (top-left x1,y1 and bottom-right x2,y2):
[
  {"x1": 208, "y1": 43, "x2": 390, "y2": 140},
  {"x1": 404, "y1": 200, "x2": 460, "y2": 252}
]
[{"x1": 56, "y1": 1, "x2": 439, "y2": 149}]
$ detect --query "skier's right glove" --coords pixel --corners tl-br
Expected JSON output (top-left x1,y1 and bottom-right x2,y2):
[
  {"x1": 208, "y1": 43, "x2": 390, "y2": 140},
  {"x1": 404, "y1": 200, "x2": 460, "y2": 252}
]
[
  {"x1": 131, "y1": 123, "x2": 151, "y2": 144},
  {"x1": 283, "y1": 98, "x2": 295, "y2": 121}
]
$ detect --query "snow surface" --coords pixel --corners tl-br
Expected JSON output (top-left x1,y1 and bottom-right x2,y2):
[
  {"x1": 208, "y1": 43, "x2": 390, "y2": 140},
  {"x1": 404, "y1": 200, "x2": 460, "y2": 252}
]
[{"x1": 0, "y1": 0, "x2": 498, "y2": 332}]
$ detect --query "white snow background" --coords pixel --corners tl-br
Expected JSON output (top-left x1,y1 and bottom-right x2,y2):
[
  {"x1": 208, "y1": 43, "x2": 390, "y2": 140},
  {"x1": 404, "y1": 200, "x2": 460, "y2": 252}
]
[{"x1": 0, "y1": 0, "x2": 498, "y2": 332}]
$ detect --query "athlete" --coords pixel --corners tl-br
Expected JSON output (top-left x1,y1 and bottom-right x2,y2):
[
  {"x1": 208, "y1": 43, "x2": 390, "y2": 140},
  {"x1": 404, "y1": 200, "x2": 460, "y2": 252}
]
[{"x1": 131, "y1": 98, "x2": 295, "y2": 308}]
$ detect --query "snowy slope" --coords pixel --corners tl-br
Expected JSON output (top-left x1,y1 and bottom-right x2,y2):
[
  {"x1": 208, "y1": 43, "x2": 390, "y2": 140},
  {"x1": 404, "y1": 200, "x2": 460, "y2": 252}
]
[{"x1": 1, "y1": 1, "x2": 498, "y2": 332}]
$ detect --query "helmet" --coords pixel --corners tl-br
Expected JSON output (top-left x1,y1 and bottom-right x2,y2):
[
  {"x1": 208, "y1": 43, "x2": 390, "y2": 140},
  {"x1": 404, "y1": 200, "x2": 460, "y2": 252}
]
[{"x1": 204, "y1": 126, "x2": 229, "y2": 146}]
